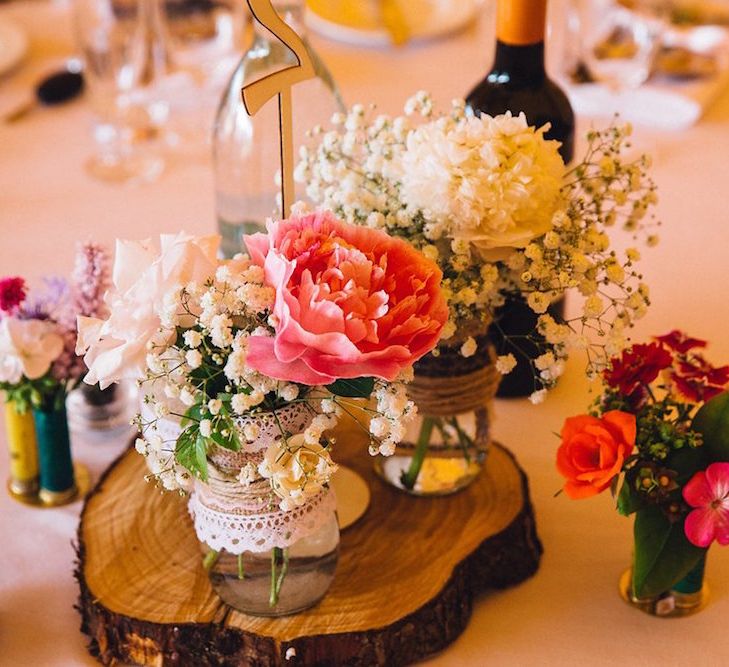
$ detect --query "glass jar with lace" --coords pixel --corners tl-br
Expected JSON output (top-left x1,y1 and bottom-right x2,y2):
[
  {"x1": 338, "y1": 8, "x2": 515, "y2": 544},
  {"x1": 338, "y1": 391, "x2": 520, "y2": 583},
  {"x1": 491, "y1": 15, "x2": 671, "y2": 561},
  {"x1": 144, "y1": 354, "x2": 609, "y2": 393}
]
[{"x1": 187, "y1": 403, "x2": 340, "y2": 616}]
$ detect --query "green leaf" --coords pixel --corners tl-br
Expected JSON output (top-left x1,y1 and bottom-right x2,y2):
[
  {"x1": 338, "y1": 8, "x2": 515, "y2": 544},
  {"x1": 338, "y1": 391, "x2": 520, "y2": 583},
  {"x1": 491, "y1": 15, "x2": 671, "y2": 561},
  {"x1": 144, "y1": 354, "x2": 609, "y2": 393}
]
[
  {"x1": 194, "y1": 435, "x2": 208, "y2": 480},
  {"x1": 616, "y1": 478, "x2": 642, "y2": 516},
  {"x1": 632, "y1": 505, "x2": 705, "y2": 598},
  {"x1": 692, "y1": 391, "x2": 729, "y2": 462},
  {"x1": 666, "y1": 445, "x2": 708, "y2": 486},
  {"x1": 181, "y1": 402, "x2": 204, "y2": 428},
  {"x1": 209, "y1": 428, "x2": 240, "y2": 453},
  {"x1": 325, "y1": 377, "x2": 375, "y2": 398},
  {"x1": 175, "y1": 428, "x2": 208, "y2": 481}
]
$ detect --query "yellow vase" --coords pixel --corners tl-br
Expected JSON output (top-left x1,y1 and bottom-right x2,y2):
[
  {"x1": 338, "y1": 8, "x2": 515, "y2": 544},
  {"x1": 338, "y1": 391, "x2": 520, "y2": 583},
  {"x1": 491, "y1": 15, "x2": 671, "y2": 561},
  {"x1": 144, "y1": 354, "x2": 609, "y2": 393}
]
[{"x1": 4, "y1": 401, "x2": 39, "y2": 496}]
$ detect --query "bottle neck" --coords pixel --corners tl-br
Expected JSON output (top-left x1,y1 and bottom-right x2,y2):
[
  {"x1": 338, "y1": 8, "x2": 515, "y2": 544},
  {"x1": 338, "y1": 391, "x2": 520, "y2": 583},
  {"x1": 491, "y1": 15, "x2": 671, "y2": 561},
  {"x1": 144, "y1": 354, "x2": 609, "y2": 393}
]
[
  {"x1": 490, "y1": 0, "x2": 547, "y2": 84},
  {"x1": 490, "y1": 41, "x2": 546, "y2": 84}
]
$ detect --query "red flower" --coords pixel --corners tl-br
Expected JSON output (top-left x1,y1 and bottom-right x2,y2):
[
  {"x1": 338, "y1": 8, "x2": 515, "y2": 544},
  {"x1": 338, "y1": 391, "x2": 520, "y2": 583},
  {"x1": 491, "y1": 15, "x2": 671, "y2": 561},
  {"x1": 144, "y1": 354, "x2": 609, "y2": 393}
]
[
  {"x1": 655, "y1": 330, "x2": 707, "y2": 354},
  {"x1": 671, "y1": 355, "x2": 729, "y2": 403},
  {"x1": 0, "y1": 277, "x2": 27, "y2": 314},
  {"x1": 604, "y1": 342, "x2": 672, "y2": 398}
]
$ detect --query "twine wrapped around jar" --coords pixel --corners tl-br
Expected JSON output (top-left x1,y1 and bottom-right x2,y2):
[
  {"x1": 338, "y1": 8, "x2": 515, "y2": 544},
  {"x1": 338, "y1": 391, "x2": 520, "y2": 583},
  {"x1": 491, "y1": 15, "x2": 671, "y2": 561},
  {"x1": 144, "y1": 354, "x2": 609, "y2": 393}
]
[
  {"x1": 408, "y1": 333, "x2": 501, "y2": 418},
  {"x1": 401, "y1": 330, "x2": 501, "y2": 472}
]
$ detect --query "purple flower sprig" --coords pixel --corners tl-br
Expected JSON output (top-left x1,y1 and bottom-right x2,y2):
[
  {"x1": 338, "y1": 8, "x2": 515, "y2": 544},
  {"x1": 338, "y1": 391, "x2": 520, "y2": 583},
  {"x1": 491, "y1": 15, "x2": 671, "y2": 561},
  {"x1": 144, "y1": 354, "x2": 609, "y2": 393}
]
[{"x1": 72, "y1": 241, "x2": 110, "y2": 319}]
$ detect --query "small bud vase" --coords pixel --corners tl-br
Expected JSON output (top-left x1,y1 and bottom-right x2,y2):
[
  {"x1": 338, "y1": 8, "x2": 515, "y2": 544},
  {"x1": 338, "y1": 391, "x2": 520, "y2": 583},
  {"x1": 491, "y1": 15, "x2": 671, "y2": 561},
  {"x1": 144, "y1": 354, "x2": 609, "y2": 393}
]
[
  {"x1": 32, "y1": 403, "x2": 78, "y2": 506},
  {"x1": 66, "y1": 381, "x2": 134, "y2": 433},
  {"x1": 4, "y1": 400, "x2": 39, "y2": 499},
  {"x1": 619, "y1": 552, "x2": 708, "y2": 617},
  {"x1": 375, "y1": 333, "x2": 500, "y2": 496}
]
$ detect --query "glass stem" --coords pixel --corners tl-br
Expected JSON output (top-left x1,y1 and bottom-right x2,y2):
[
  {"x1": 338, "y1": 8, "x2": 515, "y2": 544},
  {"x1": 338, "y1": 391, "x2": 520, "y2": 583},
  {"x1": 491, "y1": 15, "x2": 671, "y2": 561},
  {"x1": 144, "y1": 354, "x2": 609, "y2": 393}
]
[{"x1": 401, "y1": 416, "x2": 434, "y2": 490}]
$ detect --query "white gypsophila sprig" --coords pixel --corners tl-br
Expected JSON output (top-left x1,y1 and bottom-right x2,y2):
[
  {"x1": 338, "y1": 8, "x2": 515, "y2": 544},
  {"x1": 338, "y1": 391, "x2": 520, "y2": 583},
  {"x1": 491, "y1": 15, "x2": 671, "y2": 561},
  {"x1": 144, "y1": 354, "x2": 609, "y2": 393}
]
[{"x1": 297, "y1": 95, "x2": 658, "y2": 392}]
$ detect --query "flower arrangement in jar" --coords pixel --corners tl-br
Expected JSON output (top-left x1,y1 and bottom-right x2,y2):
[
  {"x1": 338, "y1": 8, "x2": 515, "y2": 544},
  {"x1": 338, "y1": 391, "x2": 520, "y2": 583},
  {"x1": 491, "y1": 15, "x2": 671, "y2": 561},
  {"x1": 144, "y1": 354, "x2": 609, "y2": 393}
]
[
  {"x1": 0, "y1": 243, "x2": 105, "y2": 504},
  {"x1": 556, "y1": 331, "x2": 729, "y2": 616},
  {"x1": 296, "y1": 92, "x2": 659, "y2": 494},
  {"x1": 77, "y1": 213, "x2": 447, "y2": 615}
]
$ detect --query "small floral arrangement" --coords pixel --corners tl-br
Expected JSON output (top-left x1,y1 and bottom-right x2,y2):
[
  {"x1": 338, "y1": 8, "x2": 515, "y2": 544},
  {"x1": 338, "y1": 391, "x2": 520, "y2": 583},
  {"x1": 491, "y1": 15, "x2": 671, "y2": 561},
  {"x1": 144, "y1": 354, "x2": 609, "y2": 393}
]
[
  {"x1": 296, "y1": 92, "x2": 659, "y2": 400},
  {"x1": 78, "y1": 215, "x2": 448, "y2": 507},
  {"x1": 556, "y1": 331, "x2": 729, "y2": 599},
  {"x1": 0, "y1": 242, "x2": 106, "y2": 411}
]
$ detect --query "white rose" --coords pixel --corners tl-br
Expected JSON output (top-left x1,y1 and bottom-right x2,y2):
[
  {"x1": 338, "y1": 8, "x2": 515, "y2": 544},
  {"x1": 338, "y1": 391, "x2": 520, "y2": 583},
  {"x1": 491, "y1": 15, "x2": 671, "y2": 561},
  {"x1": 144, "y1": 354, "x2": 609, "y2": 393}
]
[
  {"x1": 259, "y1": 434, "x2": 337, "y2": 511},
  {"x1": 78, "y1": 233, "x2": 219, "y2": 389}
]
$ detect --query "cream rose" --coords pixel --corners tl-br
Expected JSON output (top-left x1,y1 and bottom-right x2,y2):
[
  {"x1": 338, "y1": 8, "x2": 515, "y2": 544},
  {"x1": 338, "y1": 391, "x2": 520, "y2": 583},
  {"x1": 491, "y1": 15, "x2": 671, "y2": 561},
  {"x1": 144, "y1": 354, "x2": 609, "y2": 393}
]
[
  {"x1": 258, "y1": 433, "x2": 337, "y2": 511},
  {"x1": 0, "y1": 317, "x2": 64, "y2": 383}
]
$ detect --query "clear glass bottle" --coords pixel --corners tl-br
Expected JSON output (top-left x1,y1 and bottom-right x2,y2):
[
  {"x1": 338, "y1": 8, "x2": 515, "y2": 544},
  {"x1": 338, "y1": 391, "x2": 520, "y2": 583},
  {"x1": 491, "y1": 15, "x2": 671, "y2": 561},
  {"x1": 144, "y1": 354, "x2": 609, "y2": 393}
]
[
  {"x1": 201, "y1": 511, "x2": 340, "y2": 616},
  {"x1": 213, "y1": 0, "x2": 344, "y2": 258}
]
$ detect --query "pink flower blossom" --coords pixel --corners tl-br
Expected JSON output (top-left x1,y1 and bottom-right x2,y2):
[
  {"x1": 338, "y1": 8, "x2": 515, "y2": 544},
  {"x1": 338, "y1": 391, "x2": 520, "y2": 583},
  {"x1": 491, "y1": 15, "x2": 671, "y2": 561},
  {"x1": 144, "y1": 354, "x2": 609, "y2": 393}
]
[
  {"x1": 683, "y1": 462, "x2": 729, "y2": 548},
  {"x1": 0, "y1": 277, "x2": 27, "y2": 314},
  {"x1": 245, "y1": 212, "x2": 448, "y2": 385}
]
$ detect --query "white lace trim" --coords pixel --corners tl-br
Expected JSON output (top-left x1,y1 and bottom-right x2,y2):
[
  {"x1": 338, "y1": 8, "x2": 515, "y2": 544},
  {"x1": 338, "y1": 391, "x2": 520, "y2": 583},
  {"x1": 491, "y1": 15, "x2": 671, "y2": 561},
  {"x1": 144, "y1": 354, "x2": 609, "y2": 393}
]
[{"x1": 188, "y1": 486, "x2": 336, "y2": 554}]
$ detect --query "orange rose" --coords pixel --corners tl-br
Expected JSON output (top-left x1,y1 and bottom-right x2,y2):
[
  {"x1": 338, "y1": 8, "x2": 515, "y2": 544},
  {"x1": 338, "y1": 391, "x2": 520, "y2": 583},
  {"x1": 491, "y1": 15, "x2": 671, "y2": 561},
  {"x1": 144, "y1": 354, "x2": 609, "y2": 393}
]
[{"x1": 556, "y1": 411, "x2": 636, "y2": 499}]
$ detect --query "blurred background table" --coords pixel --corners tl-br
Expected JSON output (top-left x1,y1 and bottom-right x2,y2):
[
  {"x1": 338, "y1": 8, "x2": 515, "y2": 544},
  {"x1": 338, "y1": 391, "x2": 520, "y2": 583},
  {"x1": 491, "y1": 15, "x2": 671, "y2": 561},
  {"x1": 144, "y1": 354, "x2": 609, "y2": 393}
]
[{"x1": 2, "y1": 1, "x2": 729, "y2": 665}]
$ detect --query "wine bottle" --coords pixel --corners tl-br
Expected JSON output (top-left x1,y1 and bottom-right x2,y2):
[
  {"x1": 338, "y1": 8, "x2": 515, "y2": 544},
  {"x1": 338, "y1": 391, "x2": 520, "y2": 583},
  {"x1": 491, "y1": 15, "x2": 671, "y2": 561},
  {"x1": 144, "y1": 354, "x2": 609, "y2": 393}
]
[
  {"x1": 212, "y1": 1, "x2": 344, "y2": 258},
  {"x1": 465, "y1": 0, "x2": 575, "y2": 398}
]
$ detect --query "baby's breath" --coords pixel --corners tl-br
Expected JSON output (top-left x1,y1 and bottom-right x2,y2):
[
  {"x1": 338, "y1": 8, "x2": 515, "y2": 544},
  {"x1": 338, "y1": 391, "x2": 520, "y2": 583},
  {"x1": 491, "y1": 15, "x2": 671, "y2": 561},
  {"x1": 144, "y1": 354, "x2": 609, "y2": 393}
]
[{"x1": 297, "y1": 95, "x2": 659, "y2": 389}]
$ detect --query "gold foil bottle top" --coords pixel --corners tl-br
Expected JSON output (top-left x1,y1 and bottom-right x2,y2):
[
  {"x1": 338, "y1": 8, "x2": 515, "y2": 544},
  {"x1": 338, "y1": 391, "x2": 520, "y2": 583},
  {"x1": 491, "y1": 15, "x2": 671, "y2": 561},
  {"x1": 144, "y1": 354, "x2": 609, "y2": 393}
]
[{"x1": 496, "y1": 0, "x2": 547, "y2": 46}]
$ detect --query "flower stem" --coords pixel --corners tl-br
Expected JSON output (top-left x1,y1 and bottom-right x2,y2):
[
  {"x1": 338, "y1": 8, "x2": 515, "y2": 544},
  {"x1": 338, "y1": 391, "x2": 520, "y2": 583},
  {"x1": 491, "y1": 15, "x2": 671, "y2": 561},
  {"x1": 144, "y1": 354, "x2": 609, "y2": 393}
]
[
  {"x1": 270, "y1": 549, "x2": 278, "y2": 607},
  {"x1": 401, "y1": 416, "x2": 434, "y2": 490},
  {"x1": 202, "y1": 549, "x2": 219, "y2": 572},
  {"x1": 237, "y1": 553, "x2": 245, "y2": 580},
  {"x1": 269, "y1": 547, "x2": 288, "y2": 607},
  {"x1": 449, "y1": 416, "x2": 473, "y2": 463},
  {"x1": 275, "y1": 549, "x2": 289, "y2": 599}
]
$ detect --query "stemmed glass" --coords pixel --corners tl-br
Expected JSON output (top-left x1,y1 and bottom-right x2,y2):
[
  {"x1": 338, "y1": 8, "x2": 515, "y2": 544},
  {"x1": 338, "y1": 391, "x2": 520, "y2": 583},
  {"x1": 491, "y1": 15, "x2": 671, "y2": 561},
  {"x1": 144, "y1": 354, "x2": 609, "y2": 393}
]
[
  {"x1": 565, "y1": 0, "x2": 663, "y2": 89},
  {"x1": 72, "y1": 0, "x2": 174, "y2": 183}
]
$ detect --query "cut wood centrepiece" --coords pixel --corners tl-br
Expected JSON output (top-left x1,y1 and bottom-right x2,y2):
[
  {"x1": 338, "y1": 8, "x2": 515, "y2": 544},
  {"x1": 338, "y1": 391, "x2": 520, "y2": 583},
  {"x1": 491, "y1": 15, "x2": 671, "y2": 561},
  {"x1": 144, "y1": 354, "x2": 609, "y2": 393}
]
[{"x1": 78, "y1": 417, "x2": 541, "y2": 665}]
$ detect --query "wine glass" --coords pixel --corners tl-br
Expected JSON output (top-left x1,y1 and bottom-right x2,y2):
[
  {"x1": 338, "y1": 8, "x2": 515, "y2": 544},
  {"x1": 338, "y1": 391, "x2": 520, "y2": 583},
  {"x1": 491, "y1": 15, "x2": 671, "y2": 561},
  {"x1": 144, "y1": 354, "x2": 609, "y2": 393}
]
[
  {"x1": 72, "y1": 0, "x2": 173, "y2": 183},
  {"x1": 567, "y1": 0, "x2": 663, "y2": 89}
]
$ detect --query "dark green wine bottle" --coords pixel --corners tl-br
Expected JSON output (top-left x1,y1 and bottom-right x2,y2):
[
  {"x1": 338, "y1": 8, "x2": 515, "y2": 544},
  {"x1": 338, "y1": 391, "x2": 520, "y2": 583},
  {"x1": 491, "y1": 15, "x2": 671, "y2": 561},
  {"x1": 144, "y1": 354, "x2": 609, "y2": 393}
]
[{"x1": 466, "y1": 0, "x2": 575, "y2": 398}]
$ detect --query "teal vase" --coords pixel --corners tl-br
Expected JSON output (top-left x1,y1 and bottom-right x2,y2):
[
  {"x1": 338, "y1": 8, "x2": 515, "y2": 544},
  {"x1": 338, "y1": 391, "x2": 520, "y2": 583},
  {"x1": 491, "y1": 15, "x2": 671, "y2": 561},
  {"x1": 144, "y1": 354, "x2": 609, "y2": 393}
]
[
  {"x1": 32, "y1": 404, "x2": 76, "y2": 505},
  {"x1": 620, "y1": 552, "x2": 708, "y2": 617}
]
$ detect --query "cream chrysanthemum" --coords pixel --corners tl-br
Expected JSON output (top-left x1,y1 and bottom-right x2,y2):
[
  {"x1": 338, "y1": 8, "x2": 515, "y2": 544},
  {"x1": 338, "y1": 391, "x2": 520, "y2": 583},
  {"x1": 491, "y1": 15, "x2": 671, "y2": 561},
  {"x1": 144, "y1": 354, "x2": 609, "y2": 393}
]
[{"x1": 400, "y1": 112, "x2": 564, "y2": 259}]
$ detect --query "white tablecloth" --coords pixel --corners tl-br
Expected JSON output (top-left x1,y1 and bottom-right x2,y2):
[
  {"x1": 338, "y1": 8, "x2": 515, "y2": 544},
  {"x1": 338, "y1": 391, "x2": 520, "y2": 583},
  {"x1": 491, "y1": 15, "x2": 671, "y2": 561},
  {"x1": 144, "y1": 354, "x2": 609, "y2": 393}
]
[{"x1": 2, "y1": 2, "x2": 729, "y2": 665}]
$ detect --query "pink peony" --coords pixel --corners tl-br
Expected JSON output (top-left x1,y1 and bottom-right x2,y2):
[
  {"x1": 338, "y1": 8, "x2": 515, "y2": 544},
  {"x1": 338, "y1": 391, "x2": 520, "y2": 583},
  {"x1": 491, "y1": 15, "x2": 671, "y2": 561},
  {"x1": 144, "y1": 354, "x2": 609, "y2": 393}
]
[
  {"x1": 683, "y1": 462, "x2": 729, "y2": 548},
  {"x1": 244, "y1": 212, "x2": 448, "y2": 385}
]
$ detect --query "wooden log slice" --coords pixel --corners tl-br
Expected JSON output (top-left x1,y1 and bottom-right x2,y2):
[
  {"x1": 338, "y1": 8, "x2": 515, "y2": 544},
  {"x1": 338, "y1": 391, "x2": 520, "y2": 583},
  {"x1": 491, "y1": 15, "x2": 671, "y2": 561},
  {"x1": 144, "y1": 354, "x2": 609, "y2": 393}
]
[{"x1": 77, "y1": 427, "x2": 542, "y2": 667}]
